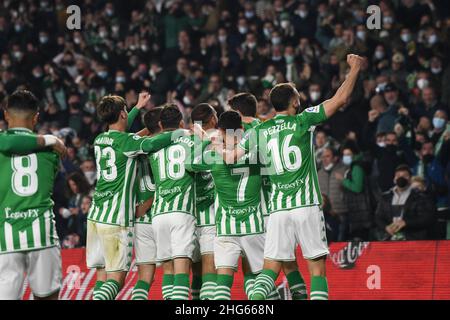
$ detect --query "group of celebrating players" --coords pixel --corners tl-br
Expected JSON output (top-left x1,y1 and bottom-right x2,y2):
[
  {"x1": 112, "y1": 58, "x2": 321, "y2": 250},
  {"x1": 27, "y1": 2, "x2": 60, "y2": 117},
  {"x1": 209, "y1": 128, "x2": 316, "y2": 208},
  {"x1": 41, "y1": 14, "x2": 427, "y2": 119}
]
[{"x1": 0, "y1": 54, "x2": 363, "y2": 300}]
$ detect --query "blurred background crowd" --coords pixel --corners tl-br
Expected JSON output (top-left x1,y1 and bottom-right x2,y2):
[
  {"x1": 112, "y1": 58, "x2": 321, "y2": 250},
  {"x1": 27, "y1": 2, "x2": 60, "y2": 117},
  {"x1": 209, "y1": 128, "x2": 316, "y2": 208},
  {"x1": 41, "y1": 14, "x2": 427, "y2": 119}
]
[{"x1": 0, "y1": 0, "x2": 449, "y2": 247}]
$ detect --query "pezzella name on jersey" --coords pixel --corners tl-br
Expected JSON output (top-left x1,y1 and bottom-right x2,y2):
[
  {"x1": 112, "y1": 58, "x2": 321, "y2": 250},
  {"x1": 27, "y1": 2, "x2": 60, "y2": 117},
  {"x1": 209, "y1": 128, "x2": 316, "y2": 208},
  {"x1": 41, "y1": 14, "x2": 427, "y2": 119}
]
[
  {"x1": 330, "y1": 241, "x2": 370, "y2": 269},
  {"x1": 4, "y1": 207, "x2": 39, "y2": 219}
]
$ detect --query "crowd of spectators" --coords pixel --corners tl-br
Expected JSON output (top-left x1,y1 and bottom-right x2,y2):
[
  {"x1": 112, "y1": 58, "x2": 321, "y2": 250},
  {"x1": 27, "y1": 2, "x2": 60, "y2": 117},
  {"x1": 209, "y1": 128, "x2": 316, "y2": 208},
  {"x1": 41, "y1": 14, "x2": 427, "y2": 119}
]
[{"x1": 0, "y1": 0, "x2": 449, "y2": 246}]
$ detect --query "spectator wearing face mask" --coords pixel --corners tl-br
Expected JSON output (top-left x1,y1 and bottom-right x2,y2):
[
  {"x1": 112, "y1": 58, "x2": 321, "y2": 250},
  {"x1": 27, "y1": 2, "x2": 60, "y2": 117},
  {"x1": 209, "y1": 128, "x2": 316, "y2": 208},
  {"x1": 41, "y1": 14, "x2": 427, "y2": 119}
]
[
  {"x1": 80, "y1": 159, "x2": 97, "y2": 186},
  {"x1": 412, "y1": 86, "x2": 446, "y2": 122},
  {"x1": 430, "y1": 110, "x2": 448, "y2": 147},
  {"x1": 375, "y1": 165, "x2": 435, "y2": 241},
  {"x1": 335, "y1": 143, "x2": 372, "y2": 241},
  {"x1": 318, "y1": 147, "x2": 349, "y2": 241}
]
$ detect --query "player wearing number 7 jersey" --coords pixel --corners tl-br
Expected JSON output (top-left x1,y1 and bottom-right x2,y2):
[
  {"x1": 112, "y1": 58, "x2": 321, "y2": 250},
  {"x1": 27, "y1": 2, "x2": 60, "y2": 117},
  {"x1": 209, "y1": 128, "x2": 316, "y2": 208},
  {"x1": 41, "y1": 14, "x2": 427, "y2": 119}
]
[
  {"x1": 236, "y1": 54, "x2": 364, "y2": 300},
  {"x1": 86, "y1": 94, "x2": 173, "y2": 300},
  {"x1": 0, "y1": 90, "x2": 67, "y2": 300}
]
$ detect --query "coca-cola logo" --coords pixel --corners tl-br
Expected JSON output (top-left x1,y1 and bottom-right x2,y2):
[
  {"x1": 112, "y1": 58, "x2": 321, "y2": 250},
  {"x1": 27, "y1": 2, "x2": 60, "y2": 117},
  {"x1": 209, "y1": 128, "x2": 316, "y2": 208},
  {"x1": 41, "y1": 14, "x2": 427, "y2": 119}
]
[{"x1": 330, "y1": 241, "x2": 370, "y2": 269}]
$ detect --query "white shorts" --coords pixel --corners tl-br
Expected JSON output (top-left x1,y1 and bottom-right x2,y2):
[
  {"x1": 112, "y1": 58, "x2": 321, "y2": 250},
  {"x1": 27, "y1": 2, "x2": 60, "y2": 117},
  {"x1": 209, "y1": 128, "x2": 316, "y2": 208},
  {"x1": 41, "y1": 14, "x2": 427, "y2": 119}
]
[
  {"x1": 198, "y1": 226, "x2": 215, "y2": 255},
  {"x1": 0, "y1": 246, "x2": 62, "y2": 299},
  {"x1": 214, "y1": 234, "x2": 265, "y2": 273},
  {"x1": 264, "y1": 205, "x2": 329, "y2": 260},
  {"x1": 152, "y1": 213, "x2": 196, "y2": 262},
  {"x1": 86, "y1": 221, "x2": 134, "y2": 272},
  {"x1": 134, "y1": 223, "x2": 157, "y2": 265}
]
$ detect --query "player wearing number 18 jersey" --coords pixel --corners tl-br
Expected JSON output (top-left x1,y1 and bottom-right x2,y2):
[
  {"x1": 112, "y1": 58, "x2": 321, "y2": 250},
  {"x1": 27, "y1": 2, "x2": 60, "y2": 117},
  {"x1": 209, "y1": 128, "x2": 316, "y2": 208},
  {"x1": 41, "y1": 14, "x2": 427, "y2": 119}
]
[
  {"x1": 86, "y1": 94, "x2": 172, "y2": 300},
  {"x1": 244, "y1": 54, "x2": 364, "y2": 300},
  {"x1": 0, "y1": 90, "x2": 65, "y2": 300}
]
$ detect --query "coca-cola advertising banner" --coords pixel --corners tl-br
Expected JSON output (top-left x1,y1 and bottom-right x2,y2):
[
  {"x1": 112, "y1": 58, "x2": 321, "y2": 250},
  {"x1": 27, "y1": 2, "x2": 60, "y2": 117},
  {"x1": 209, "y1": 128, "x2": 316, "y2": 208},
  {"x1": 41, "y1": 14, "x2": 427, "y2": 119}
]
[{"x1": 22, "y1": 240, "x2": 450, "y2": 300}]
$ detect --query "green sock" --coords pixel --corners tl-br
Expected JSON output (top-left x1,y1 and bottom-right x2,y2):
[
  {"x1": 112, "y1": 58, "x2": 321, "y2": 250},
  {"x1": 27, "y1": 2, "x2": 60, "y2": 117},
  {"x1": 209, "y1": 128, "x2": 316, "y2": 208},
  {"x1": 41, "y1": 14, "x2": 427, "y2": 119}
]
[
  {"x1": 310, "y1": 276, "x2": 328, "y2": 300},
  {"x1": 251, "y1": 269, "x2": 278, "y2": 300},
  {"x1": 286, "y1": 271, "x2": 307, "y2": 300},
  {"x1": 200, "y1": 273, "x2": 216, "y2": 300},
  {"x1": 132, "y1": 280, "x2": 150, "y2": 300},
  {"x1": 214, "y1": 274, "x2": 233, "y2": 300},
  {"x1": 93, "y1": 279, "x2": 120, "y2": 300},
  {"x1": 93, "y1": 280, "x2": 105, "y2": 300},
  {"x1": 191, "y1": 275, "x2": 202, "y2": 300},
  {"x1": 267, "y1": 285, "x2": 281, "y2": 300},
  {"x1": 172, "y1": 274, "x2": 190, "y2": 300},
  {"x1": 162, "y1": 274, "x2": 174, "y2": 300},
  {"x1": 243, "y1": 273, "x2": 256, "y2": 299}
]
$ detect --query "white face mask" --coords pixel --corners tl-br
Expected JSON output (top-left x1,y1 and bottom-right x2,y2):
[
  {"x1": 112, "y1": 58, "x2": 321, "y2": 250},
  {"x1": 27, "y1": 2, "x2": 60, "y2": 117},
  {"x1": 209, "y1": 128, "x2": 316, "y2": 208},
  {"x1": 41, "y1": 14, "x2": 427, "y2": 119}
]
[
  {"x1": 247, "y1": 42, "x2": 256, "y2": 49},
  {"x1": 401, "y1": 33, "x2": 411, "y2": 43},
  {"x1": 298, "y1": 10, "x2": 307, "y2": 18},
  {"x1": 377, "y1": 142, "x2": 386, "y2": 148},
  {"x1": 237, "y1": 76, "x2": 245, "y2": 86},
  {"x1": 116, "y1": 76, "x2": 126, "y2": 83},
  {"x1": 324, "y1": 163, "x2": 334, "y2": 171},
  {"x1": 432, "y1": 117, "x2": 446, "y2": 130},
  {"x1": 84, "y1": 171, "x2": 97, "y2": 185},
  {"x1": 417, "y1": 78, "x2": 429, "y2": 90},
  {"x1": 310, "y1": 91, "x2": 321, "y2": 101},
  {"x1": 356, "y1": 31, "x2": 366, "y2": 40},
  {"x1": 218, "y1": 35, "x2": 227, "y2": 43},
  {"x1": 375, "y1": 50, "x2": 385, "y2": 60},
  {"x1": 431, "y1": 67, "x2": 441, "y2": 74},
  {"x1": 428, "y1": 34, "x2": 438, "y2": 45},
  {"x1": 183, "y1": 95, "x2": 191, "y2": 105},
  {"x1": 280, "y1": 20, "x2": 290, "y2": 29},
  {"x1": 271, "y1": 37, "x2": 281, "y2": 45},
  {"x1": 238, "y1": 26, "x2": 248, "y2": 34},
  {"x1": 342, "y1": 155, "x2": 352, "y2": 166}
]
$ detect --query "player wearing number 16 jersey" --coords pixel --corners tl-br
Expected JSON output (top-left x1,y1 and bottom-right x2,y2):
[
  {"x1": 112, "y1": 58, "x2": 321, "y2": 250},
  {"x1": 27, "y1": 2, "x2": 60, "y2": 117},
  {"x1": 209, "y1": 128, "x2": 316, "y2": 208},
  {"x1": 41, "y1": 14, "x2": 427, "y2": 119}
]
[
  {"x1": 240, "y1": 54, "x2": 364, "y2": 300},
  {"x1": 86, "y1": 95, "x2": 173, "y2": 300},
  {"x1": 0, "y1": 90, "x2": 66, "y2": 300}
]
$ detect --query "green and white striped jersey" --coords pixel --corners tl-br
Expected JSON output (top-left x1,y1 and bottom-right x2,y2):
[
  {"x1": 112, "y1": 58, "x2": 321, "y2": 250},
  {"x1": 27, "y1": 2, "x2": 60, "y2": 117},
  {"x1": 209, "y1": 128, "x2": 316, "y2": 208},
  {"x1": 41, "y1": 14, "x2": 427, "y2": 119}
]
[
  {"x1": 149, "y1": 130, "x2": 201, "y2": 218},
  {"x1": 135, "y1": 156, "x2": 155, "y2": 224},
  {"x1": 192, "y1": 150, "x2": 264, "y2": 237},
  {"x1": 194, "y1": 170, "x2": 215, "y2": 227},
  {"x1": 239, "y1": 104, "x2": 327, "y2": 213},
  {"x1": 0, "y1": 128, "x2": 59, "y2": 254},
  {"x1": 242, "y1": 119, "x2": 271, "y2": 217},
  {"x1": 88, "y1": 130, "x2": 172, "y2": 227},
  {"x1": 242, "y1": 118, "x2": 261, "y2": 132}
]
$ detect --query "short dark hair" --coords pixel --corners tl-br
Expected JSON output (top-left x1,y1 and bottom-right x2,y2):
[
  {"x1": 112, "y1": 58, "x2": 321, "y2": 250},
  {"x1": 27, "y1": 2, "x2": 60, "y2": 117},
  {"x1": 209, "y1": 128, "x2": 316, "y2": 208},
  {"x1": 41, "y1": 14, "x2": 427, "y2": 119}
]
[
  {"x1": 269, "y1": 83, "x2": 298, "y2": 111},
  {"x1": 160, "y1": 104, "x2": 182, "y2": 129},
  {"x1": 191, "y1": 103, "x2": 216, "y2": 123},
  {"x1": 395, "y1": 164, "x2": 412, "y2": 176},
  {"x1": 143, "y1": 107, "x2": 163, "y2": 134},
  {"x1": 97, "y1": 95, "x2": 127, "y2": 124},
  {"x1": 6, "y1": 90, "x2": 39, "y2": 114},
  {"x1": 227, "y1": 93, "x2": 257, "y2": 117},
  {"x1": 218, "y1": 110, "x2": 242, "y2": 130}
]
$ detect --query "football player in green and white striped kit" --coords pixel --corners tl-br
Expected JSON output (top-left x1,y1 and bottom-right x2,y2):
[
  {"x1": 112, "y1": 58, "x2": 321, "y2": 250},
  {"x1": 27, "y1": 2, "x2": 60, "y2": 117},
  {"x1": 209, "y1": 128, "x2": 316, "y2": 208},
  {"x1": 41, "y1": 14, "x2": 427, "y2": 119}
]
[
  {"x1": 87, "y1": 94, "x2": 174, "y2": 300},
  {"x1": 230, "y1": 54, "x2": 364, "y2": 300},
  {"x1": 189, "y1": 104, "x2": 219, "y2": 300},
  {"x1": 191, "y1": 111, "x2": 267, "y2": 300},
  {"x1": 0, "y1": 90, "x2": 67, "y2": 300},
  {"x1": 228, "y1": 93, "x2": 307, "y2": 300},
  {"x1": 131, "y1": 107, "x2": 164, "y2": 300},
  {"x1": 148, "y1": 105, "x2": 205, "y2": 300}
]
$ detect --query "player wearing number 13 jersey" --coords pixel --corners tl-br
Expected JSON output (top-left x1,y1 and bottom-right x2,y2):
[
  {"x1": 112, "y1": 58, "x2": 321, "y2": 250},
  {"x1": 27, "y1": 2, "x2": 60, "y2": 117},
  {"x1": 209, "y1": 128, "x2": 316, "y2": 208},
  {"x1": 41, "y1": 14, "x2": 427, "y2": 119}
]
[
  {"x1": 244, "y1": 55, "x2": 364, "y2": 300},
  {"x1": 0, "y1": 90, "x2": 64, "y2": 300},
  {"x1": 86, "y1": 94, "x2": 172, "y2": 301}
]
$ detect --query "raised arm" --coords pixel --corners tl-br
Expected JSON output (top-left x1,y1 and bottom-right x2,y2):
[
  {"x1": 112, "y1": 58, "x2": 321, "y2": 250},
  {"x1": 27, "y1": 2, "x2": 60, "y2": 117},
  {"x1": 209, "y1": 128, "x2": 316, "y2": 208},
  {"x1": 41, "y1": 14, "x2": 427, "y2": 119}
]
[
  {"x1": 127, "y1": 92, "x2": 151, "y2": 131},
  {"x1": 322, "y1": 54, "x2": 363, "y2": 118}
]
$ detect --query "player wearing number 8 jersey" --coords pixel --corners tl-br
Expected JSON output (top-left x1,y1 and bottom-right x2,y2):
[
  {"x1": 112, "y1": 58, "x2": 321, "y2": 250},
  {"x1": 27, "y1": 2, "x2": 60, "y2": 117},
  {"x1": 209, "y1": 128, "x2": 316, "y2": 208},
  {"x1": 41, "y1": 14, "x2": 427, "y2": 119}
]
[
  {"x1": 86, "y1": 94, "x2": 173, "y2": 300},
  {"x1": 236, "y1": 54, "x2": 364, "y2": 300},
  {"x1": 0, "y1": 90, "x2": 67, "y2": 300}
]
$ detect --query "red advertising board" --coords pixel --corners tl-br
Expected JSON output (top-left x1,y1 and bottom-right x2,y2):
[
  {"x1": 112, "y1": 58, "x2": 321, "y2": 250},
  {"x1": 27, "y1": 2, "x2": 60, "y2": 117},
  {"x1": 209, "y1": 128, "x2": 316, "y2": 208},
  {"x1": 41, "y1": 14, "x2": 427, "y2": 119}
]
[{"x1": 22, "y1": 241, "x2": 450, "y2": 300}]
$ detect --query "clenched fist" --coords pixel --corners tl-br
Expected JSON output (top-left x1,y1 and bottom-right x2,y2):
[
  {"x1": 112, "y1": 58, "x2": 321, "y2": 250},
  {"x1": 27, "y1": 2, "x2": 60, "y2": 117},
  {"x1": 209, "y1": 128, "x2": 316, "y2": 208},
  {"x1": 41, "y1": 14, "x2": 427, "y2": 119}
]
[{"x1": 347, "y1": 54, "x2": 364, "y2": 71}]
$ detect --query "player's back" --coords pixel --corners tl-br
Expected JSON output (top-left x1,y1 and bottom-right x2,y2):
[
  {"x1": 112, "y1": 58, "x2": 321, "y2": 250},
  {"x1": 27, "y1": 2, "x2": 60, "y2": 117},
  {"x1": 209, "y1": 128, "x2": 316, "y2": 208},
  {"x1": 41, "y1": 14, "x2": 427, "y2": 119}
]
[
  {"x1": 90, "y1": 130, "x2": 143, "y2": 226},
  {"x1": 207, "y1": 150, "x2": 264, "y2": 236},
  {"x1": 0, "y1": 128, "x2": 59, "y2": 253},
  {"x1": 240, "y1": 104, "x2": 327, "y2": 213},
  {"x1": 149, "y1": 129, "x2": 197, "y2": 217}
]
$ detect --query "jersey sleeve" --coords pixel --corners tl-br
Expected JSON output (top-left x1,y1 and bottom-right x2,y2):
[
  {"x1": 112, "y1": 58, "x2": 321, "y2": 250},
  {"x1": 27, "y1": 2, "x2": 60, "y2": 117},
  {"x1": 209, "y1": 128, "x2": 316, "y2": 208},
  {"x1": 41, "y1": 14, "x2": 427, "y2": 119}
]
[
  {"x1": 122, "y1": 131, "x2": 173, "y2": 158},
  {"x1": 127, "y1": 106, "x2": 140, "y2": 130},
  {"x1": 0, "y1": 132, "x2": 39, "y2": 153},
  {"x1": 296, "y1": 103, "x2": 327, "y2": 128},
  {"x1": 188, "y1": 149, "x2": 215, "y2": 172}
]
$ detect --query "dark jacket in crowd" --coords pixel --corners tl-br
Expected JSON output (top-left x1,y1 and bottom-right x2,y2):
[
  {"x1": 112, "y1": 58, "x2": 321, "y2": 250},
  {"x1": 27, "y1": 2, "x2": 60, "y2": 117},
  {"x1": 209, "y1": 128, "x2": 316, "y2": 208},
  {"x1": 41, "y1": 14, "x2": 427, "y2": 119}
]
[{"x1": 375, "y1": 189, "x2": 435, "y2": 240}]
